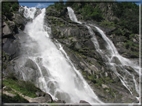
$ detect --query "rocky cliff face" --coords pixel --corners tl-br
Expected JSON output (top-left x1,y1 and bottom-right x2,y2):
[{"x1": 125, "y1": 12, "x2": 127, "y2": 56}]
[{"x1": 2, "y1": 1, "x2": 140, "y2": 104}]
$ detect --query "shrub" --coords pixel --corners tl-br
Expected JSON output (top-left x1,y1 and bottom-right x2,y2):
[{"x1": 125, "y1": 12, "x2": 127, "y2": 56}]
[{"x1": 2, "y1": 2, "x2": 19, "y2": 20}]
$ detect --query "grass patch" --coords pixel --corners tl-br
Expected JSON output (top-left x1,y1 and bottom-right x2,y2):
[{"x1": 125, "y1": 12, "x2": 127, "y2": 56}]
[{"x1": 3, "y1": 78, "x2": 42, "y2": 98}]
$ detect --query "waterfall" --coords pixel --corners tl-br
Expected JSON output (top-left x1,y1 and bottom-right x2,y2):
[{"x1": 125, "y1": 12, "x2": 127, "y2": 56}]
[
  {"x1": 92, "y1": 26, "x2": 140, "y2": 100},
  {"x1": 16, "y1": 6, "x2": 103, "y2": 104},
  {"x1": 67, "y1": 7, "x2": 141, "y2": 103},
  {"x1": 67, "y1": 7, "x2": 82, "y2": 24}
]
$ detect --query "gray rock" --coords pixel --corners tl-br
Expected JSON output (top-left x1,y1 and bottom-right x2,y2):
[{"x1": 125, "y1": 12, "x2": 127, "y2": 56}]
[
  {"x1": 2, "y1": 38, "x2": 7, "y2": 44},
  {"x1": 55, "y1": 91, "x2": 71, "y2": 103},
  {"x1": 74, "y1": 42, "x2": 81, "y2": 50},
  {"x1": 31, "y1": 95, "x2": 53, "y2": 103},
  {"x1": 7, "y1": 20, "x2": 15, "y2": 29},
  {"x1": 11, "y1": 13, "x2": 16, "y2": 19},
  {"x1": 79, "y1": 62, "x2": 85, "y2": 70},
  {"x1": 25, "y1": 59, "x2": 38, "y2": 70},
  {"x1": 84, "y1": 39, "x2": 95, "y2": 50},
  {"x1": 102, "y1": 84, "x2": 109, "y2": 89},
  {"x1": 14, "y1": 13, "x2": 27, "y2": 30},
  {"x1": 7, "y1": 20, "x2": 19, "y2": 34},
  {"x1": 89, "y1": 65, "x2": 99, "y2": 73},
  {"x1": 79, "y1": 100, "x2": 91, "y2": 106},
  {"x1": 84, "y1": 68, "x2": 92, "y2": 75},
  {"x1": 35, "y1": 91, "x2": 40, "y2": 97},
  {"x1": 2, "y1": 22, "x2": 12, "y2": 36},
  {"x1": 35, "y1": 8, "x2": 41, "y2": 18},
  {"x1": 110, "y1": 56, "x2": 121, "y2": 64},
  {"x1": 3, "y1": 38, "x2": 20, "y2": 59}
]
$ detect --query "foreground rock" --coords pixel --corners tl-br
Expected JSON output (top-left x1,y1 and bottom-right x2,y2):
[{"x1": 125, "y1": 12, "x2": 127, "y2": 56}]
[{"x1": 79, "y1": 100, "x2": 91, "y2": 106}]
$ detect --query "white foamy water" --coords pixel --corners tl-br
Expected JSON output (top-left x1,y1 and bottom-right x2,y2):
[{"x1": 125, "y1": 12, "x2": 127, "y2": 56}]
[
  {"x1": 19, "y1": 6, "x2": 37, "y2": 19},
  {"x1": 67, "y1": 7, "x2": 82, "y2": 24},
  {"x1": 17, "y1": 7, "x2": 103, "y2": 104}
]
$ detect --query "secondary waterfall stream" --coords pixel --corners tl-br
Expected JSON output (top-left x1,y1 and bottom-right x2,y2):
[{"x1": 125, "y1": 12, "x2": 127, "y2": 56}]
[
  {"x1": 67, "y1": 6, "x2": 141, "y2": 103},
  {"x1": 17, "y1": 6, "x2": 103, "y2": 104}
]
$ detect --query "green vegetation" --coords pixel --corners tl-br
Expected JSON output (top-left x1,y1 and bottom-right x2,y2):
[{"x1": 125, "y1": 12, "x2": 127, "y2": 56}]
[
  {"x1": 82, "y1": 4, "x2": 103, "y2": 21},
  {"x1": 100, "y1": 20, "x2": 115, "y2": 28},
  {"x1": 3, "y1": 78, "x2": 42, "y2": 98},
  {"x1": 54, "y1": 0, "x2": 64, "y2": 10},
  {"x1": 2, "y1": 1, "x2": 19, "y2": 20},
  {"x1": 112, "y1": 2, "x2": 139, "y2": 34}
]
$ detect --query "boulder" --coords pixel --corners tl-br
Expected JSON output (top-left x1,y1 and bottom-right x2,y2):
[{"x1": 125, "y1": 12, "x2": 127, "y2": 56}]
[
  {"x1": 3, "y1": 38, "x2": 19, "y2": 59},
  {"x1": 44, "y1": 93, "x2": 53, "y2": 102},
  {"x1": 35, "y1": 91, "x2": 40, "y2": 97},
  {"x1": 89, "y1": 65, "x2": 99, "y2": 73},
  {"x1": 19, "y1": 59, "x2": 40, "y2": 82},
  {"x1": 84, "y1": 68, "x2": 92, "y2": 75},
  {"x1": 102, "y1": 84, "x2": 109, "y2": 89},
  {"x1": 79, "y1": 100, "x2": 91, "y2": 106},
  {"x1": 14, "y1": 13, "x2": 27, "y2": 30},
  {"x1": 84, "y1": 39, "x2": 95, "y2": 50},
  {"x1": 7, "y1": 20, "x2": 15, "y2": 29},
  {"x1": 7, "y1": 20, "x2": 18, "y2": 34},
  {"x1": 25, "y1": 59, "x2": 38, "y2": 70},
  {"x1": 110, "y1": 56, "x2": 121, "y2": 64},
  {"x1": 74, "y1": 42, "x2": 82, "y2": 50},
  {"x1": 2, "y1": 22, "x2": 12, "y2": 36},
  {"x1": 55, "y1": 91, "x2": 71, "y2": 103}
]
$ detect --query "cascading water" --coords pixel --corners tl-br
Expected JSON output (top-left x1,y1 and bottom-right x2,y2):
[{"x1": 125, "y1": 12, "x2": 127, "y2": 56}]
[
  {"x1": 17, "y1": 6, "x2": 103, "y2": 104},
  {"x1": 67, "y1": 6, "x2": 141, "y2": 103},
  {"x1": 67, "y1": 7, "x2": 82, "y2": 24},
  {"x1": 91, "y1": 26, "x2": 140, "y2": 100}
]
